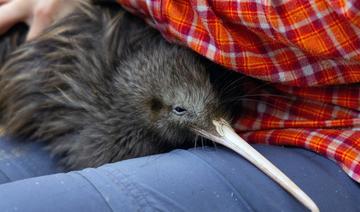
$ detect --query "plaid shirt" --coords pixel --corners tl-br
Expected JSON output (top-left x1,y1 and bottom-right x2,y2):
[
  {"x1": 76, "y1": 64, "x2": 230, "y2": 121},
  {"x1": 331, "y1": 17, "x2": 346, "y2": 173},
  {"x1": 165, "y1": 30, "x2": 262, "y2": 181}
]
[{"x1": 117, "y1": 0, "x2": 360, "y2": 182}]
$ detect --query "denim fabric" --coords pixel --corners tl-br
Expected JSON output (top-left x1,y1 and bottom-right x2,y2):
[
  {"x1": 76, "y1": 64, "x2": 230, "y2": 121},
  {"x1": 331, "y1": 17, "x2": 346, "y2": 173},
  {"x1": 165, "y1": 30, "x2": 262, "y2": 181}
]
[{"x1": 0, "y1": 137, "x2": 359, "y2": 212}]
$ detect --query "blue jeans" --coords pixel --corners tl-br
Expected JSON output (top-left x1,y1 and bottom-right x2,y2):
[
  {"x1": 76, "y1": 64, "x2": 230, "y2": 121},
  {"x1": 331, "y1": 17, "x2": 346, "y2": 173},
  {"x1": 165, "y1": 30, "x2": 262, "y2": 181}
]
[{"x1": 0, "y1": 136, "x2": 359, "y2": 212}]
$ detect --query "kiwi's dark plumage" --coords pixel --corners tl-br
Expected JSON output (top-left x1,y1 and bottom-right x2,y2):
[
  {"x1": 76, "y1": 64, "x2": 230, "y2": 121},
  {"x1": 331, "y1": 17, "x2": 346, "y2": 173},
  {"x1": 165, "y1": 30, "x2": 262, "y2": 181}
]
[{"x1": 0, "y1": 3, "x2": 234, "y2": 170}]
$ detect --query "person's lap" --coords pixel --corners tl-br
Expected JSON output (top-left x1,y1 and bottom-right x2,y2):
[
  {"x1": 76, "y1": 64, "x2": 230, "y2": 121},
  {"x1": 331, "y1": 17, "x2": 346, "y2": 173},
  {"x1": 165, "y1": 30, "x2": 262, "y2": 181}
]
[
  {"x1": 0, "y1": 136, "x2": 358, "y2": 212},
  {"x1": 0, "y1": 136, "x2": 61, "y2": 183}
]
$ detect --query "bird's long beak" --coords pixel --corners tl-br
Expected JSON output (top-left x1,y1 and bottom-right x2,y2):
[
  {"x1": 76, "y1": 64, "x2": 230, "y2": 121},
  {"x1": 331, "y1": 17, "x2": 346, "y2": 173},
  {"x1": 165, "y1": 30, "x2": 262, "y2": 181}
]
[{"x1": 194, "y1": 118, "x2": 319, "y2": 212}]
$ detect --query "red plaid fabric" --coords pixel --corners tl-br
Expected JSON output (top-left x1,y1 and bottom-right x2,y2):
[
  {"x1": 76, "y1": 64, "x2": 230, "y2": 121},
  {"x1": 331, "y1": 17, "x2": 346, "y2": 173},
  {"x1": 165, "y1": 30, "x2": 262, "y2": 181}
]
[{"x1": 117, "y1": 0, "x2": 360, "y2": 182}]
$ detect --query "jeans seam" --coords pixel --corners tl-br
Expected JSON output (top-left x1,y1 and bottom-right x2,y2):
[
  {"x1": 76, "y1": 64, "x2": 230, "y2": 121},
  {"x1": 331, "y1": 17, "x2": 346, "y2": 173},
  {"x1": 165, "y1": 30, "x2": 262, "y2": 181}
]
[
  {"x1": 74, "y1": 172, "x2": 114, "y2": 212},
  {"x1": 183, "y1": 150, "x2": 256, "y2": 212},
  {"x1": 107, "y1": 169, "x2": 157, "y2": 212}
]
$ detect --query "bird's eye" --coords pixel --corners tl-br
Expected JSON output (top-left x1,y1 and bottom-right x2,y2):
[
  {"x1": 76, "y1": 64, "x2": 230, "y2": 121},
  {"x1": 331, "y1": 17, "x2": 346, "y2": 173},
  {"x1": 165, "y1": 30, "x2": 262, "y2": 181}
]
[{"x1": 173, "y1": 106, "x2": 187, "y2": 116}]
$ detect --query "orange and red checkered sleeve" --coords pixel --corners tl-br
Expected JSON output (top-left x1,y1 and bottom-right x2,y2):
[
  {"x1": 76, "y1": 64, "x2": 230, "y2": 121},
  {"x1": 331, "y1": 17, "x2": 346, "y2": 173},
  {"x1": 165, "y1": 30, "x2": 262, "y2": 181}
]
[
  {"x1": 117, "y1": 0, "x2": 360, "y2": 86},
  {"x1": 116, "y1": 0, "x2": 360, "y2": 183}
]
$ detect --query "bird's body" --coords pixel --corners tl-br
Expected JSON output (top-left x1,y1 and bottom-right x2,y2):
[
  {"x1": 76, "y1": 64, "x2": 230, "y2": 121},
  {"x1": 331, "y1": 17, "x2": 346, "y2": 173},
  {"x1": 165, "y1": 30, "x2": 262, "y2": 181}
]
[{"x1": 0, "y1": 3, "x2": 232, "y2": 170}]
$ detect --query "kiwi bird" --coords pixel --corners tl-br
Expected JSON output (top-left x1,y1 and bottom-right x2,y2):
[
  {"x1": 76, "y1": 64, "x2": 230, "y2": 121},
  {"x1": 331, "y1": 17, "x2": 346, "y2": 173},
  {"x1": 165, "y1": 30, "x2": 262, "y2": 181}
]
[{"x1": 0, "y1": 3, "x2": 234, "y2": 170}]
